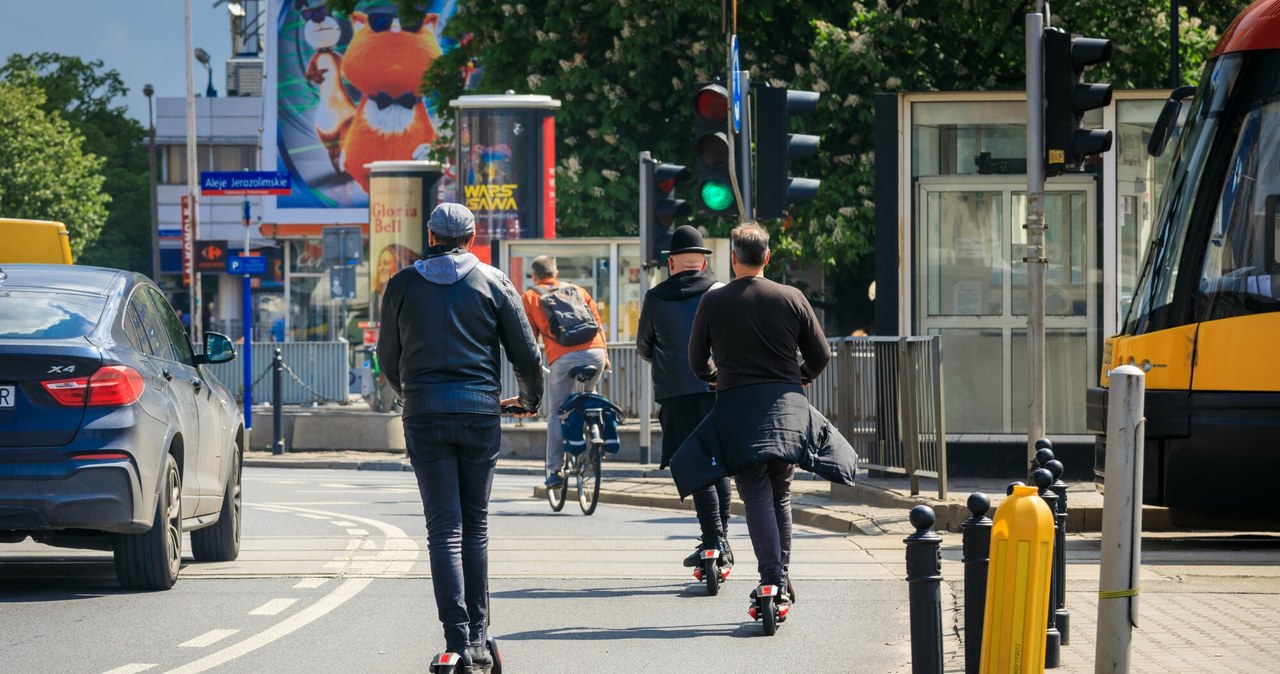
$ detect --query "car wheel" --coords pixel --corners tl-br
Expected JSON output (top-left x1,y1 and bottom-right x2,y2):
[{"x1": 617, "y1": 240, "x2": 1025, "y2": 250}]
[
  {"x1": 113, "y1": 454, "x2": 182, "y2": 591},
  {"x1": 191, "y1": 442, "x2": 242, "y2": 562}
]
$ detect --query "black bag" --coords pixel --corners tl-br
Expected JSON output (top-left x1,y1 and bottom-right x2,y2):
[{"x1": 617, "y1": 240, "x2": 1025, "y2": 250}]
[{"x1": 533, "y1": 283, "x2": 599, "y2": 346}]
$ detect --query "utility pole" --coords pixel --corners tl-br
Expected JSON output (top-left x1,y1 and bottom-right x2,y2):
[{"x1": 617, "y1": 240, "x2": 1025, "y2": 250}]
[
  {"x1": 1026, "y1": 11, "x2": 1047, "y2": 465},
  {"x1": 185, "y1": 0, "x2": 202, "y2": 342},
  {"x1": 144, "y1": 84, "x2": 161, "y2": 283}
]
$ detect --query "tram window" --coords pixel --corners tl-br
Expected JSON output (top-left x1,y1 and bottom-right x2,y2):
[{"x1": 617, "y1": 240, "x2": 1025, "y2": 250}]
[{"x1": 1269, "y1": 195, "x2": 1279, "y2": 273}]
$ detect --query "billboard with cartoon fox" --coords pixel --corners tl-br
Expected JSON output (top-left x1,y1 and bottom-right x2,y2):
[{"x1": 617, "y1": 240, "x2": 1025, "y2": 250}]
[{"x1": 264, "y1": 0, "x2": 461, "y2": 224}]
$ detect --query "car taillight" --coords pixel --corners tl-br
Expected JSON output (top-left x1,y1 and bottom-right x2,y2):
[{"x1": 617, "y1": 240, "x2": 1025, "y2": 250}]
[{"x1": 42, "y1": 366, "x2": 145, "y2": 407}]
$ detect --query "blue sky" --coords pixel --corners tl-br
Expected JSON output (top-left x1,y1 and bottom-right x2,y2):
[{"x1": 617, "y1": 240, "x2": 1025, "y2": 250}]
[{"x1": 2, "y1": 1, "x2": 246, "y2": 123}]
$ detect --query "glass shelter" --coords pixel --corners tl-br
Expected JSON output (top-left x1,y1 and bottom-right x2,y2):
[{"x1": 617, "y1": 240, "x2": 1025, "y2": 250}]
[{"x1": 879, "y1": 91, "x2": 1173, "y2": 437}]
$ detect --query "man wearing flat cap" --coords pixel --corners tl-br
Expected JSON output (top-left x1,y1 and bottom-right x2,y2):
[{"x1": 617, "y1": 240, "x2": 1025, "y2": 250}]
[
  {"x1": 636, "y1": 225, "x2": 733, "y2": 571},
  {"x1": 377, "y1": 202, "x2": 543, "y2": 669}
]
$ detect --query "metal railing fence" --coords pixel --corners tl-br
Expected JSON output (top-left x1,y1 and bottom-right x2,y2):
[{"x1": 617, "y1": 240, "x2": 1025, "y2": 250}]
[{"x1": 206, "y1": 341, "x2": 350, "y2": 405}]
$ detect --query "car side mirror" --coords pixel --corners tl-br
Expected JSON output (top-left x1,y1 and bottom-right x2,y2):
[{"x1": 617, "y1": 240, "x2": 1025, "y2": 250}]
[
  {"x1": 198, "y1": 331, "x2": 236, "y2": 365},
  {"x1": 1147, "y1": 85, "x2": 1196, "y2": 157}
]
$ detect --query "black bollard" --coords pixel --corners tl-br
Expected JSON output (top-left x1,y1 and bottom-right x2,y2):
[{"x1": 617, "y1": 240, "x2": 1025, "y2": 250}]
[
  {"x1": 1005, "y1": 480, "x2": 1025, "y2": 496},
  {"x1": 1046, "y1": 458, "x2": 1070, "y2": 645},
  {"x1": 905, "y1": 505, "x2": 944, "y2": 674},
  {"x1": 1033, "y1": 468, "x2": 1061, "y2": 668},
  {"x1": 272, "y1": 348, "x2": 286, "y2": 455},
  {"x1": 961, "y1": 493, "x2": 992, "y2": 674}
]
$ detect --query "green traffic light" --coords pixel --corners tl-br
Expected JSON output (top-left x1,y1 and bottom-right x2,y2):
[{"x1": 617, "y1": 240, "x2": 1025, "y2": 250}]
[{"x1": 701, "y1": 180, "x2": 734, "y2": 212}]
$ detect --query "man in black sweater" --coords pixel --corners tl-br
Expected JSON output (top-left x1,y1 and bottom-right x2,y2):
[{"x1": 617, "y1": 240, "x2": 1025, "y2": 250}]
[
  {"x1": 688, "y1": 221, "x2": 830, "y2": 614},
  {"x1": 636, "y1": 225, "x2": 732, "y2": 572}
]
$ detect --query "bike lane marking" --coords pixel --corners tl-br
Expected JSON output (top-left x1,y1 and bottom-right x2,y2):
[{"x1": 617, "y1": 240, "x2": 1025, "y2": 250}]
[{"x1": 149, "y1": 505, "x2": 418, "y2": 673}]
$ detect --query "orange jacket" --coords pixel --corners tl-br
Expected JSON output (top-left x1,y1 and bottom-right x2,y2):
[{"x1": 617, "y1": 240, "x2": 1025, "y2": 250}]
[{"x1": 522, "y1": 279, "x2": 607, "y2": 364}]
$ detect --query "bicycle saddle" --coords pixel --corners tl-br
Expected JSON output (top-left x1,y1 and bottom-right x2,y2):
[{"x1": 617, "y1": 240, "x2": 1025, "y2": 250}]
[{"x1": 568, "y1": 365, "x2": 600, "y2": 380}]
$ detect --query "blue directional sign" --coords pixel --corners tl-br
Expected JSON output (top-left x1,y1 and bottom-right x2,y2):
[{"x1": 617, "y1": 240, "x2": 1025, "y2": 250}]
[
  {"x1": 731, "y1": 35, "x2": 742, "y2": 134},
  {"x1": 227, "y1": 255, "x2": 267, "y2": 275},
  {"x1": 201, "y1": 171, "x2": 292, "y2": 196}
]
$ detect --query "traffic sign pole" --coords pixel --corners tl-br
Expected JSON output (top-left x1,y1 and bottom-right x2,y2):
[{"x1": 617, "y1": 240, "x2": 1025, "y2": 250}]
[{"x1": 241, "y1": 197, "x2": 253, "y2": 438}]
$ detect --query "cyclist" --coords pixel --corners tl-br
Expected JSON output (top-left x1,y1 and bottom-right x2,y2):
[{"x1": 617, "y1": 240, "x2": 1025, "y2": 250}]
[
  {"x1": 378, "y1": 202, "x2": 543, "y2": 669},
  {"x1": 636, "y1": 225, "x2": 732, "y2": 570},
  {"x1": 687, "y1": 221, "x2": 831, "y2": 616},
  {"x1": 521, "y1": 255, "x2": 609, "y2": 489}
]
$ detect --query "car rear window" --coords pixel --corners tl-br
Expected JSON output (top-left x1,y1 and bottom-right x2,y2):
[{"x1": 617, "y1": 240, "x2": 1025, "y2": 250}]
[{"x1": 0, "y1": 291, "x2": 106, "y2": 339}]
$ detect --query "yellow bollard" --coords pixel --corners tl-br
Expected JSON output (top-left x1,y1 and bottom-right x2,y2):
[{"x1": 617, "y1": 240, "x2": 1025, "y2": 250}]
[{"x1": 978, "y1": 484, "x2": 1056, "y2": 674}]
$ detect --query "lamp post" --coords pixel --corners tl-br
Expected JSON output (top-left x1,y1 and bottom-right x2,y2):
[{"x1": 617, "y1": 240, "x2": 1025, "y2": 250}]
[
  {"x1": 185, "y1": 0, "x2": 202, "y2": 342},
  {"x1": 195, "y1": 48, "x2": 217, "y2": 98},
  {"x1": 144, "y1": 84, "x2": 160, "y2": 283}
]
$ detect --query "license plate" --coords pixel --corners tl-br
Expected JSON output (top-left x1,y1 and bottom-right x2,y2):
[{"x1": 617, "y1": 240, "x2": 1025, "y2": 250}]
[{"x1": 0, "y1": 386, "x2": 13, "y2": 409}]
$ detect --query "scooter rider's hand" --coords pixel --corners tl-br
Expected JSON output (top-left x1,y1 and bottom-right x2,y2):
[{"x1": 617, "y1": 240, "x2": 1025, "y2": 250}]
[{"x1": 500, "y1": 396, "x2": 536, "y2": 418}]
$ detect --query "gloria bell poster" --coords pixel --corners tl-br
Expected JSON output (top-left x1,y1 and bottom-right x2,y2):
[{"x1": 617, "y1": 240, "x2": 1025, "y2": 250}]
[{"x1": 263, "y1": 0, "x2": 461, "y2": 224}]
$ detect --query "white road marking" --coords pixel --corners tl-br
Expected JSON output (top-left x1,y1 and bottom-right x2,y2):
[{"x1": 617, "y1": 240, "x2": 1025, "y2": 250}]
[
  {"x1": 293, "y1": 578, "x2": 327, "y2": 589},
  {"x1": 258, "y1": 503, "x2": 420, "y2": 576},
  {"x1": 295, "y1": 513, "x2": 329, "y2": 520},
  {"x1": 330, "y1": 520, "x2": 356, "y2": 527},
  {"x1": 101, "y1": 665, "x2": 156, "y2": 674},
  {"x1": 161, "y1": 578, "x2": 372, "y2": 674},
  {"x1": 345, "y1": 528, "x2": 369, "y2": 536},
  {"x1": 248, "y1": 598, "x2": 298, "y2": 616},
  {"x1": 178, "y1": 629, "x2": 239, "y2": 648},
  {"x1": 252, "y1": 506, "x2": 290, "y2": 513}
]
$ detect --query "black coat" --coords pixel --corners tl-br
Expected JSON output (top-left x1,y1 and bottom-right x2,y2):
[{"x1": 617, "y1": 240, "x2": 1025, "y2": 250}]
[
  {"x1": 669, "y1": 383, "x2": 859, "y2": 498},
  {"x1": 636, "y1": 270, "x2": 719, "y2": 401}
]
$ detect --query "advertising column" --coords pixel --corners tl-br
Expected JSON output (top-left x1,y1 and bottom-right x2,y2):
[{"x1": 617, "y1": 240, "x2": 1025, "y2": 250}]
[
  {"x1": 368, "y1": 160, "x2": 442, "y2": 319},
  {"x1": 450, "y1": 94, "x2": 561, "y2": 265}
]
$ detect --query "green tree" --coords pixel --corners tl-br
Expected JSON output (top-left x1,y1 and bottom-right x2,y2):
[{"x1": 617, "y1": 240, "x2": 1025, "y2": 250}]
[
  {"x1": 0, "y1": 80, "x2": 109, "y2": 258},
  {"x1": 1, "y1": 53, "x2": 151, "y2": 273},
  {"x1": 328, "y1": 1, "x2": 1230, "y2": 332}
]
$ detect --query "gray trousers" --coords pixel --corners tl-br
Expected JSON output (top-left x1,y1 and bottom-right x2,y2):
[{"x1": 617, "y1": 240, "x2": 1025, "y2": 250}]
[{"x1": 545, "y1": 347, "x2": 608, "y2": 476}]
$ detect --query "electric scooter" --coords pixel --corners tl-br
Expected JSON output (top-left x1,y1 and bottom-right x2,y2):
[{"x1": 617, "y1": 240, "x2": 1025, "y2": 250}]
[
  {"x1": 748, "y1": 582, "x2": 791, "y2": 636},
  {"x1": 691, "y1": 545, "x2": 731, "y2": 596}
]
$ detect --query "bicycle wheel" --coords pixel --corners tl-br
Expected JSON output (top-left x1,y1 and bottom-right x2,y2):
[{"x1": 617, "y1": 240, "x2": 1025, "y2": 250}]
[
  {"x1": 578, "y1": 441, "x2": 603, "y2": 516},
  {"x1": 547, "y1": 454, "x2": 570, "y2": 512}
]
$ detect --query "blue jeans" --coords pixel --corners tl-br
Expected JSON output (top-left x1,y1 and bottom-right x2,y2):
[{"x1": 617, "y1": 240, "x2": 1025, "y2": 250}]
[
  {"x1": 404, "y1": 412, "x2": 501, "y2": 653},
  {"x1": 545, "y1": 348, "x2": 607, "y2": 477}
]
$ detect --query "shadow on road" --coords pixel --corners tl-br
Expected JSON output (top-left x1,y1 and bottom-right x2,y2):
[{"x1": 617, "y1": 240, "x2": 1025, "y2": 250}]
[
  {"x1": 492, "y1": 582, "x2": 718, "y2": 601},
  {"x1": 499, "y1": 622, "x2": 764, "y2": 641}
]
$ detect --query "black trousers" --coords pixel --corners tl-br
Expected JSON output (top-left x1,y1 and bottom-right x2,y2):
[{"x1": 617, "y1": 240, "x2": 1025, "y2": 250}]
[
  {"x1": 403, "y1": 412, "x2": 500, "y2": 653},
  {"x1": 659, "y1": 393, "x2": 729, "y2": 545},
  {"x1": 733, "y1": 459, "x2": 794, "y2": 585}
]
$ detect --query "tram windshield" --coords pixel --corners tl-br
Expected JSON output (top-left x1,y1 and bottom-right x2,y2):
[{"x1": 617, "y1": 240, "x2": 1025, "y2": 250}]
[{"x1": 1124, "y1": 52, "x2": 1280, "y2": 334}]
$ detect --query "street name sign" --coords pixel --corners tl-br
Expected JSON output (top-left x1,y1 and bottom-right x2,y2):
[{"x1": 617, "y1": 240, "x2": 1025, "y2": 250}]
[{"x1": 200, "y1": 171, "x2": 292, "y2": 196}]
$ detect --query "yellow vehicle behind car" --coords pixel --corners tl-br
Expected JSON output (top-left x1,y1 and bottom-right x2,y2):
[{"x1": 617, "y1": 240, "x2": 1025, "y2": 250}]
[{"x1": 0, "y1": 218, "x2": 74, "y2": 264}]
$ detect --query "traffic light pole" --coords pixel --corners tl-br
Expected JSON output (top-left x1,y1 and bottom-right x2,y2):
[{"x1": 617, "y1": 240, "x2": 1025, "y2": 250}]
[
  {"x1": 1025, "y1": 11, "x2": 1047, "y2": 466},
  {"x1": 637, "y1": 151, "x2": 654, "y2": 464}
]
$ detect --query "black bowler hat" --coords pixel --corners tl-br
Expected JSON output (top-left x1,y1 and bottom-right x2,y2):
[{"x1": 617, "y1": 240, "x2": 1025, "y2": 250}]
[{"x1": 662, "y1": 225, "x2": 712, "y2": 255}]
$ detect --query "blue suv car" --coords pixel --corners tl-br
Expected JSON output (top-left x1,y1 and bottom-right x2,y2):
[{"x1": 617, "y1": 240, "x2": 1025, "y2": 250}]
[{"x1": 0, "y1": 264, "x2": 243, "y2": 590}]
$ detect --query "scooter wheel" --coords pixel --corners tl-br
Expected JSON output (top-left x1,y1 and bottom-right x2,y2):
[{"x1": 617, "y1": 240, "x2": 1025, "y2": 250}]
[
  {"x1": 704, "y1": 557, "x2": 720, "y2": 596},
  {"x1": 487, "y1": 635, "x2": 503, "y2": 674},
  {"x1": 761, "y1": 596, "x2": 777, "y2": 636}
]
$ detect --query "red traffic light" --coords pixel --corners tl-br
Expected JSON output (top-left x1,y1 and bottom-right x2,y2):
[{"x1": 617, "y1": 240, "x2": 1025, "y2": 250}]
[{"x1": 695, "y1": 85, "x2": 728, "y2": 124}]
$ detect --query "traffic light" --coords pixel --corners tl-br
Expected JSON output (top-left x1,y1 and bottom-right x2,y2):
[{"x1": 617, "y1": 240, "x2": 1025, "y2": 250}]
[
  {"x1": 1044, "y1": 27, "x2": 1113, "y2": 176},
  {"x1": 639, "y1": 154, "x2": 693, "y2": 267},
  {"x1": 692, "y1": 82, "x2": 739, "y2": 218},
  {"x1": 754, "y1": 86, "x2": 821, "y2": 220}
]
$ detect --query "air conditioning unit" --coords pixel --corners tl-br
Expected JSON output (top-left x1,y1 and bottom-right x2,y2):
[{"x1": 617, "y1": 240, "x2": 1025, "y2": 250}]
[{"x1": 226, "y1": 58, "x2": 264, "y2": 97}]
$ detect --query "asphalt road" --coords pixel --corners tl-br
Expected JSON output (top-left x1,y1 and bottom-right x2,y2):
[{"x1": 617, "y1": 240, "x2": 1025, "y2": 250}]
[{"x1": 1, "y1": 467, "x2": 914, "y2": 673}]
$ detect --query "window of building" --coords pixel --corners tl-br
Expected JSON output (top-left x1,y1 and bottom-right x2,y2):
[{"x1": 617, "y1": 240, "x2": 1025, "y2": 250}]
[{"x1": 162, "y1": 145, "x2": 257, "y2": 184}]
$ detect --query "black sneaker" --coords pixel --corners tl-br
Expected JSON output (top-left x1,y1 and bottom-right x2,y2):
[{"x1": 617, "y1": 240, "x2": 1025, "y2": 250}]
[
  {"x1": 719, "y1": 539, "x2": 735, "y2": 568},
  {"x1": 682, "y1": 542, "x2": 710, "y2": 568},
  {"x1": 465, "y1": 643, "x2": 492, "y2": 673}
]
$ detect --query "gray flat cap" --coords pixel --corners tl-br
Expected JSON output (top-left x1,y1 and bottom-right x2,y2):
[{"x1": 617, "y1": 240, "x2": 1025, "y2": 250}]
[{"x1": 427, "y1": 202, "x2": 476, "y2": 238}]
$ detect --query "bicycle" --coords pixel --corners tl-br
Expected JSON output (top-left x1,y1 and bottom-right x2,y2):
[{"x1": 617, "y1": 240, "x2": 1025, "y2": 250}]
[{"x1": 545, "y1": 364, "x2": 621, "y2": 516}]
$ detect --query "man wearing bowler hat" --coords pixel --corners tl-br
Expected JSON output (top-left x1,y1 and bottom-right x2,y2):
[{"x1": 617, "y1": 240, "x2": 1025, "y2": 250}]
[
  {"x1": 636, "y1": 225, "x2": 733, "y2": 571},
  {"x1": 378, "y1": 202, "x2": 543, "y2": 668}
]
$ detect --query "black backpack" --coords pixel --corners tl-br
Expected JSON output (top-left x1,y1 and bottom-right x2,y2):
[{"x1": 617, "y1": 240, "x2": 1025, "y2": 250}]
[{"x1": 533, "y1": 283, "x2": 600, "y2": 346}]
